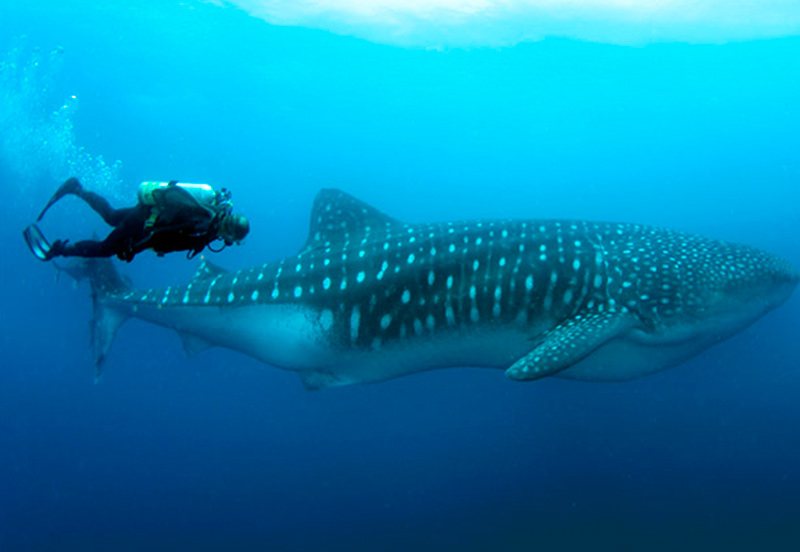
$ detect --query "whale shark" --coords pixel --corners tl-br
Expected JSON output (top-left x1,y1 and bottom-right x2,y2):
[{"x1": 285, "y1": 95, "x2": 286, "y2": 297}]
[{"x1": 79, "y1": 188, "x2": 798, "y2": 389}]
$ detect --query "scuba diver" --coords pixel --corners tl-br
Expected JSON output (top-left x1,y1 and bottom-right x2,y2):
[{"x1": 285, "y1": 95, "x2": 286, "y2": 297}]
[{"x1": 23, "y1": 177, "x2": 250, "y2": 262}]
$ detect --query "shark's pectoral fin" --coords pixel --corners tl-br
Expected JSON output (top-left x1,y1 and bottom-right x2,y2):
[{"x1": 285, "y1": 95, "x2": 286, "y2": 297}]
[
  {"x1": 506, "y1": 311, "x2": 633, "y2": 382},
  {"x1": 178, "y1": 331, "x2": 215, "y2": 357},
  {"x1": 300, "y1": 369, "x2": 344, "y2": 391}
]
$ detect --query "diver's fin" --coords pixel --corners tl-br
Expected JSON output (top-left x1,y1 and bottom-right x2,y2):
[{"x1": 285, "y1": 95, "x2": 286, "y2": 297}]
[
  {"x1": 37, "y1": 177, "x2": 82, "y2": 221},
  {"x1": 505, "y1": 311, "x2": 633, "y2": 381},
  {"x1": 23, "y1": 224, "x2": 53, "y2": 261}
]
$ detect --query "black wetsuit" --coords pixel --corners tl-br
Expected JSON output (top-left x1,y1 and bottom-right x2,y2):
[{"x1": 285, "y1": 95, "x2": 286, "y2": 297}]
[{"x1": 59, "y1": 185, "x2": 220, "y2": 261}]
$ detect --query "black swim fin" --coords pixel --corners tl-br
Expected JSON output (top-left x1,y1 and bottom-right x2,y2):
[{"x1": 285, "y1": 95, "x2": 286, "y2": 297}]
[
  {"x1": 23, "y1": 224, "x2": 54, "y2": 261},
  {"x1": 37, "y1": 177, "x2": 82, "y2": 221}
]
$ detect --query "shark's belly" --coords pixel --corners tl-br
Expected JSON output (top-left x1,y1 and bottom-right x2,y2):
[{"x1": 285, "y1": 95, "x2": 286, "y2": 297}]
[
  {"x1": 134, "y1": 300, "x2": 537, "y2": 383},
  {"x1": 556, "y1": 306, "x2": 773, "y2": 382},
  {"x1": 134, "y1": 303, "x2": 333, "y2": 371},
  {"x1": 301, "y1": 326, "x2": 538, "y2": 389},
  {"x1": 554, "y1": 331, "x2": 716, "y2": 381}
]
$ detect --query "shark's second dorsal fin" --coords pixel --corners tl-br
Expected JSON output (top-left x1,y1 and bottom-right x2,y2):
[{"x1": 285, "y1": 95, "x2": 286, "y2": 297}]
[
  {"x1": 302, "y1": 188, "x2": 402, "y2": 252},
  {"x1": 192, "y1": 260, "x2": 229, "y2": 283}
]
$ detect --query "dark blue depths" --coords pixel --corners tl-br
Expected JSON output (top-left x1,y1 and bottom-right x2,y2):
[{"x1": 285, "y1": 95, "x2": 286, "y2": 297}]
[{"x1": 1, "y1": 2, "x2": 800, "y2": 551}]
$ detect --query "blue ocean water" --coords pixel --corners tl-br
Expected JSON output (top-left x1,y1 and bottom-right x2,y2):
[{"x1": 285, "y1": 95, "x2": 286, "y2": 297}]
[{"x1": 1, "y1": 1, "x2": 799, "y2": 551}]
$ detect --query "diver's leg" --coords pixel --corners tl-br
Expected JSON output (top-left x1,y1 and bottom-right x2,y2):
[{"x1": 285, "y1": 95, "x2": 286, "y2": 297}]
[
  {"x1": 73, "y1": 191, "x2": 132, "y2": 226},
  {"x1": 54, "y1": 227, "x2": 128, "y2": 259},
  {"x1": 56, "y1": 239, "x2": 115, "y2": 258},
  {"x1": 38, "y1": 177, "x2": 131, "y2": 226}
]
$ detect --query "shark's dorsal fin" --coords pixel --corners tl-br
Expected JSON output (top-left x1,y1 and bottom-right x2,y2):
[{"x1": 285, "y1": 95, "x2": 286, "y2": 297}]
[
  {"x1": 301, "y1": 189, "x2": 402, "y2": 253},
  {"x1": 192, "y1": 260, "x2": 229, "y2": 283}
]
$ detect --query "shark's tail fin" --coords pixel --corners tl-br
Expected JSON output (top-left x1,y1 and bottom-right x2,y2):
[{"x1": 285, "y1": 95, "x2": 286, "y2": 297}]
[{"x1": 60, "y1": 258, "x2": 132, "y2": 380}]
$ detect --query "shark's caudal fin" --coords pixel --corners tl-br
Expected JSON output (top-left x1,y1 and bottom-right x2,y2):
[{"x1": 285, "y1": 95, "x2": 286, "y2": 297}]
[
  {"x1": 60, "y1": 258, "x2": 132, "y2": 379},
  {"x1": 88, "y1": 259, "x2": 132, "y2": 378}
]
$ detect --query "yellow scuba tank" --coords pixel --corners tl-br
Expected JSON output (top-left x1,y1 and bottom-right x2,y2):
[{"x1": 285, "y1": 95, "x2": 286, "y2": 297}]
[
  {"x1": 138, "y1": 181, "x2": 217, "y2": 206},
  {"x1": 138, "y1": 181, "x2": 218, "y2": 228}
]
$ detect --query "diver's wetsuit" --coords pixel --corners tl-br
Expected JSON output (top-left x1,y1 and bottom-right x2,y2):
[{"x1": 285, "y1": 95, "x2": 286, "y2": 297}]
[{"x1": 54, "y1": 183, "x2": 219, "y2": 261}]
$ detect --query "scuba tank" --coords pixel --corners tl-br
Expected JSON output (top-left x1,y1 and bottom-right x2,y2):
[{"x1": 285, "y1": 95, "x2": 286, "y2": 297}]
[
  {"x1": 138, "y1": 181, "x2": 227, "y2": 230},
  {"x1": 138, "y1": 181, "x2": 217, "y2": 207}
]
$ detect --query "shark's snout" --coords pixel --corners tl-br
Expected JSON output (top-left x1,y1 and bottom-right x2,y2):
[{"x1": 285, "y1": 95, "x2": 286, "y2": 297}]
[
  {"x1": 786, "y1": 263, "x2": 800, "y2": 287},
  {"x1": 767, "y1": 256, "x2": 799, "y2": 294},
  {"x1": 741, "y1": 254, "x2": 800, "y2": 312}
]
